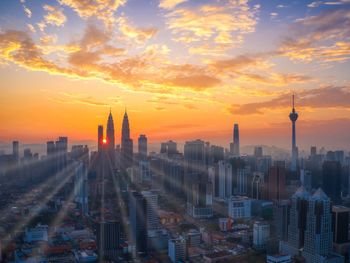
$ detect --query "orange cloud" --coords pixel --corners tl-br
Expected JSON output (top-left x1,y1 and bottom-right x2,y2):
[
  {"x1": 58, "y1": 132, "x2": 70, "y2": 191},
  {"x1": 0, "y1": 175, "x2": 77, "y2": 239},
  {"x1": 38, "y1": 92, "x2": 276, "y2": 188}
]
[
  {"x1": 58, "y1": 0, "x2": 126, "y2": 28},
  {"x1": 118, "y1": 16, "x2": 158, "y2": 44},
  {"x1": 43, "y1": 5, "x2": 67, "y2": 27}
]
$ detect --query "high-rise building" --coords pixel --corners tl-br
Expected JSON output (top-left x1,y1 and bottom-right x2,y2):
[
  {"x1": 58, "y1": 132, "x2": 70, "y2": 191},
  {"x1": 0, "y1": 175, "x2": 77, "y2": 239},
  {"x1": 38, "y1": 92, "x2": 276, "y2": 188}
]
[
  {"x1": 139, "y1": 160, "x2": 151, "y2": 182},
  {"x1": 289, "y1": 94, "x2": 299, "y2": 172},
  {"x1": 141, "y1": 191, "x2": 159, "y2": 231},
  {"x1": 74, "y1": 161, "x2": 89, "y2": 215},
  {"x1": 322, "y1": 161, "x2": 342, "y2": 204},
  {"x1": 310, "y1": 146, "x2": 317, "y2": 157},
  {"x1": 121, "y1": 110, "x2": 133, "y2": 168},
  {"x1": 12, "y1": 141, "x2": 19, "y2": 162},
  {"x1": 218, "y1": 160, "x2": 232, "y2": 199},
  {"x1": 254, "y1": 146, "x2": 263, "y2": 158},
  {"x1": 251, "y1": 172, "x2": 264, "y2": 199},
  {"x1": 280, "y1": 187, "x2": 344, "y2": 262},
  {"x1": 332, "y1": 206, "x2": 350, "y2": 244},
  {"x1": 280, "y1": 186, "x2": 309, "y2": 256},
  {"x1": 230, "y1": 123, "x2": 240, "y2": 156},
  {"x1": 184, "y1": 140, "x2": 213, "y2": 218},
  {"x1": 228, "y1": 196, "x2": 251, "y2": 219},
  {"x1": 168, "y1": 237, "x2": 186, "y2": 263},
  {"x1": 273, "y1": 200, "x2": 290, "y2": 242},
  {"x1": 96, "y1": 221, "x2": 120, "y2": 260},
  {"x1": 106, "y1": 110, "x2": 115, "y2": 166},
  {"x1": 300, "y1": 169, "x2": 312, "y2": 191},
  {"x1": 267, "y1": 254, "x2": 292, "y2": 263},
  {"x1": 253, "y1": 221, "x2": 270, "y2": 250},
  {"x1": 98, "y1": 125, "x2": 104, "y2": 152},
  {"x1": 266, "y1": 163, "x2": 286, "y2": 201},
  {"x1": 302, "y1": 189, "x2": 343, "y2": 262},
  {"x1": 138, "y1": 134, "x2": 147, "y2": 159},
  {"x1": 129, "y1": 191, "x2": 147, "y2": 253}
]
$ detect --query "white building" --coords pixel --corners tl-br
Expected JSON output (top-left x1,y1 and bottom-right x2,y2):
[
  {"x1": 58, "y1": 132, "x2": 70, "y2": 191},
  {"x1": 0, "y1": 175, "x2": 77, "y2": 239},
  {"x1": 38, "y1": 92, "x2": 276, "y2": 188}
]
[
  {"x1": 228, "y1": 196, "x2": 251, "y2": 219},
  {"x1": 168, "y1": 237, "x2": 186, "y2": 263},
  {"x1": 253, "y1": 221, "x2": 270, "y2": 250}
]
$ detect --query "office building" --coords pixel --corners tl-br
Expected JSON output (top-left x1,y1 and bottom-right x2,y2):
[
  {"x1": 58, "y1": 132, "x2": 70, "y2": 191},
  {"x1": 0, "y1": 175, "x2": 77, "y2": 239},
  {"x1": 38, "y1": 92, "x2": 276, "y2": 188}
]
[
  {"x1": 168, "y1": 237, "x2": 186, "y2": 263},
  {"x1": 12, "y1": 140, "x2": 19, "y2": 162},
  {"x1": 230, "y1": 123, "x2": 240, "y2": 156},
  {"x1": 129, "y1": 191, "x2": 148, "y2": 253},
  {"x1": 228, "y1": 196, "x2": 251, "y2": 219},
  {"x1": 141, "y1": 191, "x2": 159, "y2": 231},
  {"x1": 322, "y1": 161, "x2": 342, "y2": 204},
  {"x1": 96, "y1": 221, "x2": 120, "y2": 260},
  {"x1": 253, "y1": 221, "x2": 270, "y2": 250},
  {"x1": 266, "y1": 163, "x2": 286, "y2": 201},
  {"x1": 218, "y1": 160, "x2": 232, "y2": 199},
  {"x1": 267, "y1": 254, "x2": 292, "y2": 263},
  {"x1": 138, "y1": 134, "x2": 147, "y2": 159}
]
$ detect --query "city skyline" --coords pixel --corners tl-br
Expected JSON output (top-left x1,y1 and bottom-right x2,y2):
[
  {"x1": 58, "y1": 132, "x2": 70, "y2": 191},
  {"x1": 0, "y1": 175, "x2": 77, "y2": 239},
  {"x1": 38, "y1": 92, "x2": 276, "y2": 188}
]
[{"x1": 0, "y1": 0, "x2": 350, "y2": 150}]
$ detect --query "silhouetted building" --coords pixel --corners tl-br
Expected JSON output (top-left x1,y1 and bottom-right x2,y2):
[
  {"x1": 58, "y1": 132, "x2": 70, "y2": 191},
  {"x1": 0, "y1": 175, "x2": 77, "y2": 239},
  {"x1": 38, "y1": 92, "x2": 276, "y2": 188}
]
[
  {"x1": 230, "y1": 123, "x2": 240, "y2": 156},
  {"x1": 332, "y1": 206, "x2": 350, "y2": 244},
  {"x1": 254, "y1": 146, "x2": 263, "y2": 158},
  {"x1": 106, "y1": 110, "x2": 115, "y2": 167},
  {"x1": 138, "y1": 134, "x2": 147, "y2": 159},
  {"x1": 12, "y1": 141, "x2": 19, "y2": 162},
  {"x1": 129, "y1": 191, "x2": 147, "y2": 253},
  {"x1": 96, "y1": 221, "x2": 121, "y2": 260},
  {"x1": 121, "y1": 110, "x2": 133, "y2": 169},
  {"x1": 322, "y1": 161, "x2": 342, "y2": 204},
  {"x1": 98, "y1": 125, "x2": 103, "y2": 152},
  {"x1": 266, "y1": 162, "x2": 286, "y2": 201}
]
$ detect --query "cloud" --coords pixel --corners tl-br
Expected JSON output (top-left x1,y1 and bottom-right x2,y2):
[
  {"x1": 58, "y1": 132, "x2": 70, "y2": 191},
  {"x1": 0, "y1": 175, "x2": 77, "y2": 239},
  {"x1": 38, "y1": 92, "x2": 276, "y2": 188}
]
[
  {"x1": 43, "y1": 5, "x2": 67, "y2": 27},
  {"x1": 279, "y1": 9, "x2": 350, "y2": 63},
  {"x1": 163, "y1": 0, "x2": 259, "y2": 56},
  {"x1": 118, "y1": 16, "x2": 158, "y2": 44},
  {"x1": 23, "y1": 6, "x2": 32, "y2": 18},
  {"x1": 54, "y1": 92, "x2": 111, "y2": 107},
  {"x1": 27, "y1": 24, "x2": 36, "y2": 33},
  {"x1": 228, "y1": 86, "x2": 350, "y2": 115},
  {"x1": 159, "y1": 0, "x2": 188, "y2": 9},
  {"x1": 59, "y1": 0, "x2": 126, "y2": 28},
  {"x1": 308, "y1": 0, "x2": 350, "y2": 8}
]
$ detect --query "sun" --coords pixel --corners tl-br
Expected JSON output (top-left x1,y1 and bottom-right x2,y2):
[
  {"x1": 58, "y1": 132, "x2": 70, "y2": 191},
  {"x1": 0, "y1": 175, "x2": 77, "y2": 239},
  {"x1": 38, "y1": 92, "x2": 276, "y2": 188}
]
[{"x1": 102, "y1": 138, "x2": 107, "y2": 144}]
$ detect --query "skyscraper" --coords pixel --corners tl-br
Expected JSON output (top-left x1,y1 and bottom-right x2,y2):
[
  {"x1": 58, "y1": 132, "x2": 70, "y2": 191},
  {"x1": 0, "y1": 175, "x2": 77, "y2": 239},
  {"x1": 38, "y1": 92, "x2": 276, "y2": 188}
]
[
  {"x1": 98, "y1": 125, "x2": 104, "y2": 152},
  {"x1": 121, "y1": 110, "x2": 133, "y2": 168},
  {"x1": 184, "y1": 140, "x2": 213, "y2": 218},
  {"x1": 12, "y1": 141, "x2": 19, "y2": 162},
  {"x1": 230, "y1": 123, "x2": 240, "y2": 156},
  {"x1": 129, "y1": 191, "x2": 148, "y2": 253},
  {"x1": 322, "y1": 161, "x2": 342, "y2": 204},
  {"x1": 138, "y1": 134, "x2": 147, "y2": 159},
  {"x1": 289, "y1": 94, "x2": 298, "y2": 172},
  {"x1": 96, "y1": 221, "x2": 121, "y2": 260},
  {"x1": 266, "y1": 162, "x2": 286, "y2": 201},
  {"x1": 106, "y1": 110, "x2": 116, "y2": 167}
]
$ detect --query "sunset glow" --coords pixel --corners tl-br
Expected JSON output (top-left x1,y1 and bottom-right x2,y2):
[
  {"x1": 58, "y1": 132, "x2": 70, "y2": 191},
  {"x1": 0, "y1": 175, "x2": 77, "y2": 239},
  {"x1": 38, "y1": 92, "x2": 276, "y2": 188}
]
[{"x1": 0, "y1": 0, "x2": 349, "y2": 150}]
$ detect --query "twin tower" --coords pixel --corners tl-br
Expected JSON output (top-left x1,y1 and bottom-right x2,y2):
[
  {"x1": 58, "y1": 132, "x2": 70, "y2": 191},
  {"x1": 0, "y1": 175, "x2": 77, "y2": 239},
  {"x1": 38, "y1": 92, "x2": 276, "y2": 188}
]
[{"x1": 98, "y1": 110, "x2": 133, "y2": 168}]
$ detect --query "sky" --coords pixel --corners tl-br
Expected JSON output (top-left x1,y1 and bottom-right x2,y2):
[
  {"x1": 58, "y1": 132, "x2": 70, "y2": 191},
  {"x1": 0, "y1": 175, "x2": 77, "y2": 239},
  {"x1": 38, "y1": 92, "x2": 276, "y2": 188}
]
[{"x1": 0, "y1": 0, "x2": 350, "y2": 152}]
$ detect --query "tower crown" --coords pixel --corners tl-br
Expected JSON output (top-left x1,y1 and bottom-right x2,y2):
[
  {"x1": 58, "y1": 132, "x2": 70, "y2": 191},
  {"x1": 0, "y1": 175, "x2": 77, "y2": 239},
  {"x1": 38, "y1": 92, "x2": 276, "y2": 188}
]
[{"x1": 289, "y1": 94, "x2": 298, "y2": 122}]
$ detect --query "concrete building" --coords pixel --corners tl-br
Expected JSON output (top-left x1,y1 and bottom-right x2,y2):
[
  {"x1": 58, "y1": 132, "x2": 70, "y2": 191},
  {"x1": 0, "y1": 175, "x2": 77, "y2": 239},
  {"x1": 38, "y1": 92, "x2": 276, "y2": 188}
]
[{"x1": 228, "y1": 196, "x2": 251, "y2": 219}]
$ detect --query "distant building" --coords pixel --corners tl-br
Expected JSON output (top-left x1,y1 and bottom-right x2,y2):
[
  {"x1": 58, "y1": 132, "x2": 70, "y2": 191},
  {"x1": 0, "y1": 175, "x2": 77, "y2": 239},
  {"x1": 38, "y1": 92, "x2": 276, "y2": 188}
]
[
  {"x1": 300, "y1": 169, "x2": 312, "y2": 191},
  {"x1": 230, "y1": 123, "x2": 240, "y2": 156},
  {"x1": 322, "y1": 161, "x2": 342, "y2": 204},
  {"x1": 138, "y1": 134, "x2": 147, "y2": 159},
  {"x1": 121, "y1": 110, "x2": 133, "y2": 169},
  {"x1": 266, "y1": 163, "x2": 286, "y2": 201},
  {"x1": 228, "y1": 196, "x2": 251, "y2": 219},
  {"x1": 168, "y1": 237, "x2": 186, "y2": 263},
  {"x1": 254, "y1": 146, "x2": 263, "y2": 158},
  {"x1": 139, "y1": 160, "x2": 151, "y2": 182},
  {"x1": 218, "y1": 160, "x2": 232, "y2": 199},
  {"x1": 332, "y1": 206, "x2": 350, "y2": 256},
  {"x1": 12, "y1": 140, "x2": 19, "y2": 162},
  {"x1": 253, "y1": 221, "x2": 270, "y2": 250}
]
